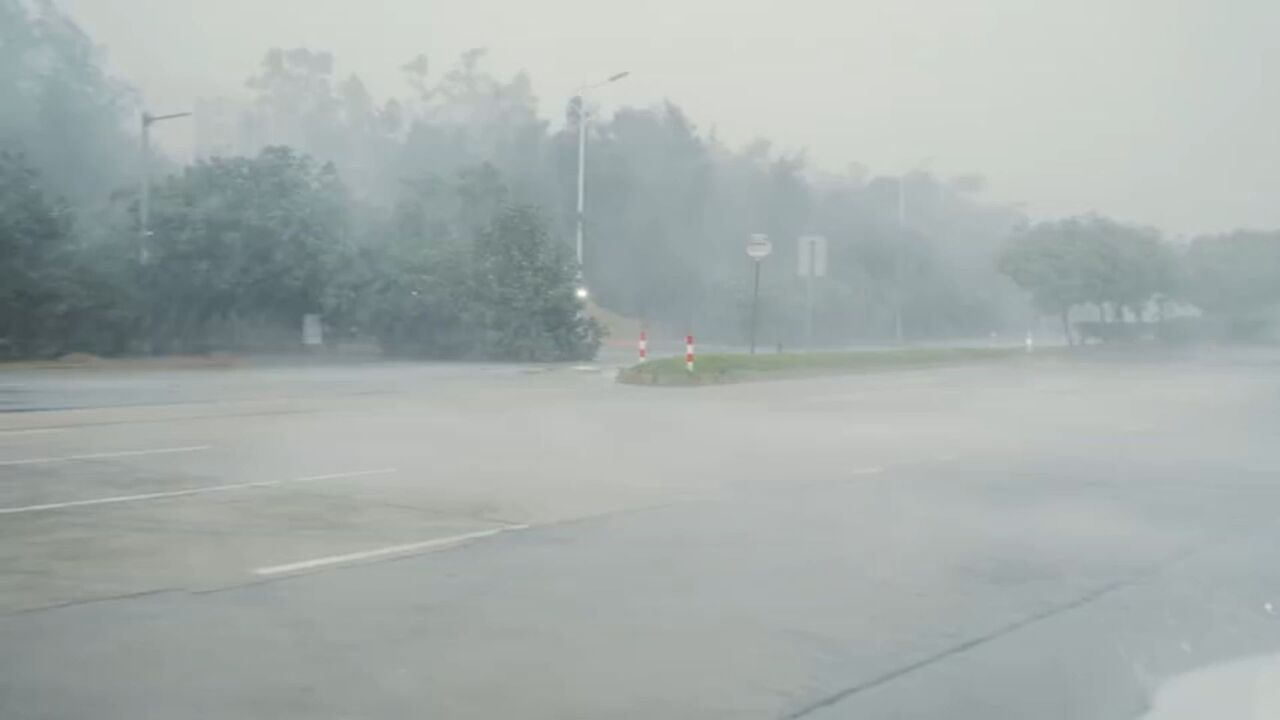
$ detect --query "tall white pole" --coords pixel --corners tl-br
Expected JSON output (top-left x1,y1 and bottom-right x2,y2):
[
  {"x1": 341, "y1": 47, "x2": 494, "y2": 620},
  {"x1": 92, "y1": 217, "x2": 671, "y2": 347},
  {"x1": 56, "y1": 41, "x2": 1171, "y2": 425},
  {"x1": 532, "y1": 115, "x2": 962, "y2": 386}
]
[
  {"x1": 575, "y1": 98, "x2": 587, "y2": 270},
  {"x1": 136, "y1": 109, "x2": 192, "y2": 354},
  {"x1": 805, "y1": 271, "x2": 815, "y2": 350},
  {"x1": 139, "y1": 113, "x2": 152, "y2": 264},
  {"x1": 894, "y1": 177, "x2": 905, "y2": 343},
  {"x1": 138, "y1": 110, "x2": 192, "y2": 265},
  {"x1": 571, "y1": 71, "x2": 628, "y2": 283},
  {"x1": 897, "y1": 176, "x2": 906, "y2": 233}
]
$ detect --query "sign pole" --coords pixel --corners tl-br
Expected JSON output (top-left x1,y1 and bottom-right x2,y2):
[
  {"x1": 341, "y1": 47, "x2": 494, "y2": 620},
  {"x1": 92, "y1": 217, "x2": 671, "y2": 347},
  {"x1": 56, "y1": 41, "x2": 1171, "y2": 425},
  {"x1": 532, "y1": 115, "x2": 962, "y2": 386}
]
[
  {"x1": 796, "y1": 235, "x2": 827, "y2": 352},
  {"x1": 805, "y1": 272, "x2": 814, "y2": 350},
  {"x1": 745, "y1": 233, "x2": 771, "y2": 355},
  {"x1": 750, "y1": 259, "x2": 761, "y2": 355}
]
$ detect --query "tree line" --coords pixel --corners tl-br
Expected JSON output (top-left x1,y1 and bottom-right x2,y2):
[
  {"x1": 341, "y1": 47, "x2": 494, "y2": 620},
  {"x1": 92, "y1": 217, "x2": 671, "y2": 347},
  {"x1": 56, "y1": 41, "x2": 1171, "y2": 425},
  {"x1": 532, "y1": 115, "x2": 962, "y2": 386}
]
[
  {"x1": 2, "y1": 2, "x2": 1277, "y2": 360},
  {"x1": 999, "y1": 217, "x2": 1280, "y2": 344}
]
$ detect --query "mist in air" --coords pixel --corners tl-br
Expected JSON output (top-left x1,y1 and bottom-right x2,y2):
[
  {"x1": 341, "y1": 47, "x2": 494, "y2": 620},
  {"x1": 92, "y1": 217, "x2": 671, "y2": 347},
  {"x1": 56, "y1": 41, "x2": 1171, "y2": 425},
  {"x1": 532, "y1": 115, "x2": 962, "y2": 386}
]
[
  {"x1": 6, "y1": 4, "x2": 1280, "y2": 719},
  {"x1": 2, "y1": 0, "x2": 1279, "y2": 358}
]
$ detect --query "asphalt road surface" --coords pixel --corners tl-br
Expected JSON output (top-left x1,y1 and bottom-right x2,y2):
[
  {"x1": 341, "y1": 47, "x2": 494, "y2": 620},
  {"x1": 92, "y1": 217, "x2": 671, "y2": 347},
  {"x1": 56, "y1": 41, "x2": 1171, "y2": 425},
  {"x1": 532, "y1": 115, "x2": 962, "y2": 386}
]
[{"x1": 2, "y1": 351, "x2": 1279, "y2": 719}]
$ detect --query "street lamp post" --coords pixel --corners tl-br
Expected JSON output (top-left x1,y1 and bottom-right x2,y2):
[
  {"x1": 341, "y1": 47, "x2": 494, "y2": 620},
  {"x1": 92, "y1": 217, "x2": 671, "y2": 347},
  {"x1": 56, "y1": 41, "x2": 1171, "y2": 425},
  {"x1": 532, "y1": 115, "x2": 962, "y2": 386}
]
[
  {"x1": 138, "y1": 110, "x2": 191, "y2": 355},
  {"x1": 139, "y1": 110, "x2": 192, "y2": 263},
  {"x1": 573, "y1": 71, "x2": 630, "y2": 289},
  {"x1": 894, "y1": 177, "x2": 906, "y2": 343}
]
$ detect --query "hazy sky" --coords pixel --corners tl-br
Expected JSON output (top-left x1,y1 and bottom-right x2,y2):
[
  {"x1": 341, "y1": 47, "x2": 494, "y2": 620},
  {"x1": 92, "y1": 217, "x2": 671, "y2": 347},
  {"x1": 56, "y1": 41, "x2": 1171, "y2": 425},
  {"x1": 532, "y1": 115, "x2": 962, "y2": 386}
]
[{"x1": 62, "y1": 0, "x2": 1279, "y2": 235}]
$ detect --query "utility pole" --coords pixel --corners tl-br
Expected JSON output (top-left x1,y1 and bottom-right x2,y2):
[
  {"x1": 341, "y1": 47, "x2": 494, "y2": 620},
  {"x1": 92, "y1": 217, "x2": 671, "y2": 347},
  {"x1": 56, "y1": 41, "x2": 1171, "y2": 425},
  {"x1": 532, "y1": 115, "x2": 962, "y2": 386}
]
[
  {"x1": 750, "y1": 259, "x2": 762, "y2": 354},
  {"x1": 139, "y1": 115, "x2": 151, "y2": 264},
  {"x1": 575, "y1": 101, "x2": 587, "y2": 272},
  {"x1": 894, "y1": 177, "x2": 906, "y2": 344},
  {"x1": 138, "y1": 110, "x2": 192, "y2": 263},
  {"x1": 572, "y1": 71, "x2": 630, "y2": 293},
  {"x1": 797, "y1": 235, "x2": 827, "y2": 350},
  {"x1": 138, "y1": 110, "x2": 192, "y2": 354}
]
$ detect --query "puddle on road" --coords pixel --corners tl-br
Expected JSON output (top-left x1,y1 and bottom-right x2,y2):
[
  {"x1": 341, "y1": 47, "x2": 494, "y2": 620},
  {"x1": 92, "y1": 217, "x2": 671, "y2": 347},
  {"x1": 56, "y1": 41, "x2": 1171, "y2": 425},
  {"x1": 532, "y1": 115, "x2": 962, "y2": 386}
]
[{"x1": 1140, "y1": 653, "x2": 1280, "y2": 719}]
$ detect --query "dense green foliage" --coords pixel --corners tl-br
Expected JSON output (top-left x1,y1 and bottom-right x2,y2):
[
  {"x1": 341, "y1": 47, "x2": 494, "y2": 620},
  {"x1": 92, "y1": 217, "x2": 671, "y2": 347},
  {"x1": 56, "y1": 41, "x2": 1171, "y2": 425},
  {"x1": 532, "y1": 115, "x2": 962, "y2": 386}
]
[
  {"x1": 1, "y1": 4, "x2": 1276, "y2": 360},
  {"x1": 998, "y1": 217, "x2": 1278, "y2": 343},
  {"x1": 0, "y1": 6, "x2": 598, "y2": 360},
  {"x1": 143, "y1": 147, "x2": 350, "y2": 352},
  {"x1": 0, "y1": 0, "x2": 137, "y2": 205},
  {"x1": 226, "y1": 47, "x2": 1034, "y2": 346},
  {"x1": 997, "y1": 216, "x2": 1178, "y2": 342},
  {"x1": 0, "y1": 151, "x2": 78, "y2": 357},
  {"x1": 1183, "y1": 231, "x2": 1280, "y2": 319},
  {"x1": 368, "y1": 204, "x2": 602, "y2": 360}
]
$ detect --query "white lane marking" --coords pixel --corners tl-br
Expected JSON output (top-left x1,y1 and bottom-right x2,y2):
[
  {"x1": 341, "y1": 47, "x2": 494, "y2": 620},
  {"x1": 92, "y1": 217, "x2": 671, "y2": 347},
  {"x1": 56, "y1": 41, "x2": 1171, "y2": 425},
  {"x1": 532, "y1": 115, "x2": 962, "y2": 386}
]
[
  {"x1": 253, "y1": 525, "x2": 528, "y2": 577},
  {"x1": 851, "y1": 467, "x2": 884, "y2": 476},
  {"x1": 0, "y1": 468, "x2": 397, "y2": 515},
  {"x1": 0, "y1": 445, "x2": 212, "y2": 467},
  {"x1": 0, "y1": 428, "x2": 66, "y2": 437}
]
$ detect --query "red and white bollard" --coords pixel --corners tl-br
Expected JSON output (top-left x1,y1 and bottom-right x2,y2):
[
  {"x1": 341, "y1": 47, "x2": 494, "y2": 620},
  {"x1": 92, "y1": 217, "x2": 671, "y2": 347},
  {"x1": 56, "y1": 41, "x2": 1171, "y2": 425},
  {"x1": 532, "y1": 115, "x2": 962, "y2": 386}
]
[
  {"x1": 685, "y1": 334, "x2": 695, "y2": 371},
  {"x1": 638, "y1": 330, "x2": 648, "y2": 362}
]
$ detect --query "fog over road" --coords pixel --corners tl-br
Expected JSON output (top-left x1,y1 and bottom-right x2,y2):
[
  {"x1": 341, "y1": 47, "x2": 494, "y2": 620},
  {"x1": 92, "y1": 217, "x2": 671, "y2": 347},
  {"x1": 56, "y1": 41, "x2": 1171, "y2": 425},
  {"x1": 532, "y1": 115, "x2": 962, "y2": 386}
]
[{"x1": 2, "y1": 353, "x2": 1278, "y2": 719}]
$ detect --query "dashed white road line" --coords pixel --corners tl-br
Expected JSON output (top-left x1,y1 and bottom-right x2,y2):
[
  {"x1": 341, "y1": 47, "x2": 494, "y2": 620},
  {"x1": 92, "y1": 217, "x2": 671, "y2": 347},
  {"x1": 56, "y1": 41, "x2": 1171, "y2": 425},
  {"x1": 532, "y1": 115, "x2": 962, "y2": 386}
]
[
  {"x1": 253, "y1": 525, "x2": 528, "y2": 577},
  {"x1": 0, "y1": 445, "x2": 212, "y2": 467},
  {"x1": 0, "y1": 467, "x2": 397, "y2": 515},
  {"x1": 851, "y1": 467, "x2": 885, "y2": 476},
  {"x1": 0, "y1": 428, "x2": 66, "y2": 437}
]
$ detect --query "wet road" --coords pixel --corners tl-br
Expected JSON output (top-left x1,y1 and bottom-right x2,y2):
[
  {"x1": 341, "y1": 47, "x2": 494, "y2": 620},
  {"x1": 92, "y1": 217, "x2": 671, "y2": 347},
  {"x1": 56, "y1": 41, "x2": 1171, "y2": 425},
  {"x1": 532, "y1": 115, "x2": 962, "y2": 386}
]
[{"x1": 1, "y1": 352, "x2": 1278, "y2": 718}]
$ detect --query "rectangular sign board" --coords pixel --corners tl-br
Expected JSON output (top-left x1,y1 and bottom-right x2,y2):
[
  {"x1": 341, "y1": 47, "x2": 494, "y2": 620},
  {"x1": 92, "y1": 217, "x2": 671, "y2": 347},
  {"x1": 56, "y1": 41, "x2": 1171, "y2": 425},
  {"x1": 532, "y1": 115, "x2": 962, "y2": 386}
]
[
  {"x1": 797, "y1": 235, "x2": 828, "y2": 277},
  {"x1": 302, "y1": 313, "x2": 323, "y2": 346},
  {"x1": 747, "y1": 233, "x2": 772, "y2": 259}
]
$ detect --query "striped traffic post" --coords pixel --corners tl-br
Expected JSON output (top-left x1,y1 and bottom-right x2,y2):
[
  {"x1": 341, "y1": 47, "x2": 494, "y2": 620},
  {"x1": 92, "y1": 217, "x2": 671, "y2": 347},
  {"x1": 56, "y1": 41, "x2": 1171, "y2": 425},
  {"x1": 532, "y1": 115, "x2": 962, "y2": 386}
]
[
  {"x1": 685, "y1": 335, "x2": 695, "y2": 371},
  {"x1": 638, "y1": 330, "x2": 648, "y2": 361}
]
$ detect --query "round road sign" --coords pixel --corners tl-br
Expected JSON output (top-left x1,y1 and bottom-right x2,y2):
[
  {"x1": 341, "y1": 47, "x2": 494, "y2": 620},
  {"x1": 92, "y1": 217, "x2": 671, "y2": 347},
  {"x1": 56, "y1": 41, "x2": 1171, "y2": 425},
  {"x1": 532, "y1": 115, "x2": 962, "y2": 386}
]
[{"x1": 746, "y1": 233, "x2": 772, "y2": 259}]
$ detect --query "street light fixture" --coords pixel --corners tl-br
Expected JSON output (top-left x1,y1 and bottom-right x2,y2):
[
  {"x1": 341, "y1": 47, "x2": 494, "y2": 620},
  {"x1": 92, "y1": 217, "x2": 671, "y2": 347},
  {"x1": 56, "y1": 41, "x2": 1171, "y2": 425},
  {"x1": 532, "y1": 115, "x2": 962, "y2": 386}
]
[
  {"x1": 136, "y1": 110, "x2": 191, "y2": 356},
  {"x1": 573, "y1": 70, "x2": 630, "y2": 293},
  {"x1": 139, "y1": 110, "x2": 193, "y2": 263}
]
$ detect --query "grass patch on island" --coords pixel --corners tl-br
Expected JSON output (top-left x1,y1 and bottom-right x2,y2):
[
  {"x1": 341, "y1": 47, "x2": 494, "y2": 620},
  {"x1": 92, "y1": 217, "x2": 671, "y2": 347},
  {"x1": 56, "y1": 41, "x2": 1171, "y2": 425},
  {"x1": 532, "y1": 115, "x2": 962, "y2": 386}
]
[{"x1": 617, "y1": 347, "x2": 1028, "y2": 386}]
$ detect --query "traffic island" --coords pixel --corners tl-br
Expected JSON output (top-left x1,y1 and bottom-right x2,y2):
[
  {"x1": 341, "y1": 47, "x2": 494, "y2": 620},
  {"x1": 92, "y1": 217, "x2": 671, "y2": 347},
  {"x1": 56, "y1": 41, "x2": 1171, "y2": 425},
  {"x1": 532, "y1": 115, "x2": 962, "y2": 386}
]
[{"x1": 616, "y1": 347, "x2": 1029, "y2": 386}]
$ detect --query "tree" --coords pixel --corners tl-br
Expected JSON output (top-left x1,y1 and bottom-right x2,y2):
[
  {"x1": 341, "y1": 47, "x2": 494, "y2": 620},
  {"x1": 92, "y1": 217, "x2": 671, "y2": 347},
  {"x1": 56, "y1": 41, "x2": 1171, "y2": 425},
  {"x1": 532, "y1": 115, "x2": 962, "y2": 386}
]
[
  {"x1": 998, "y1": 219, "x2": 1093, "y2": 343},
  {"x1": 357, "y1": 163, "x2": 508, "y2": 358},
  {"x1": 575, "y1": 104, "x2": 712, "y2": 322},
  {"x1": 358, "y1": 237, "x2": 475, "y2": 358},
  {"x1": 226, "y1": 47, "x2": 1043, "y2": 346},
  {"x1": 1110, "y1": 227, "x2": 1177, "y2": 321},
  {"x1": 999, "y1": 216, "x2": 1179, "y2": 343},
  {"x1": 0, "y1": 0, "x2": 136, "y2": 206},
  {"x1": 146, "y1": 146, "x2": 350, "y2": 351},
  {"x1": 358, "y1": 166, "x2": 600, "y2": 361},
  {"x1": 1183, "y1": 231, "x2": 1280, "y2": 327},
  {"x1": 0, "y1": 152, "x2": 139, "y2": 357},
  {"x1": 3, "y1": 25, "x2": 1153, "y2": 359},
  {"x1": 245, "y1": 48, "x2": 341, "y2": 151},
  {"x1": 243, "y1": 48, "x2": 406, "y2": 202},
  {"x1": 0, "y1": 152, "x2": 74, "y2": 357},
  {"x1": 471, "y1": 205, "x2": 602, "y2": 360}
]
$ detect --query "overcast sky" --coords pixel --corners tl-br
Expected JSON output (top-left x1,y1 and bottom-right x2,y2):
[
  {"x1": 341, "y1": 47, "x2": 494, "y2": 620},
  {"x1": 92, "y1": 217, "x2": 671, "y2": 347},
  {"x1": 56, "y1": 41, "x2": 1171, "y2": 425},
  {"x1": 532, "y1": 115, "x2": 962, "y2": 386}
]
[{"x1": 62, "y1": 0, "x2": 1279, "y2": 235}]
